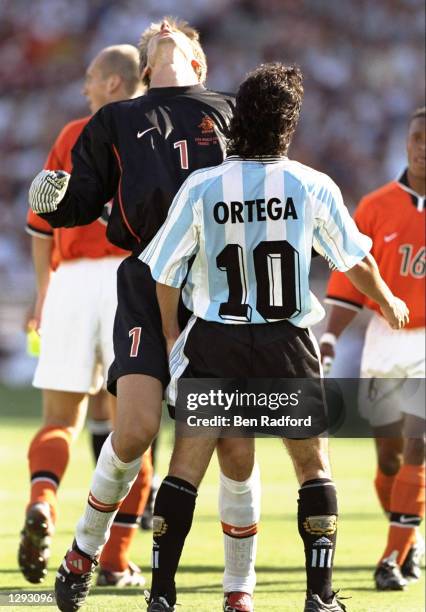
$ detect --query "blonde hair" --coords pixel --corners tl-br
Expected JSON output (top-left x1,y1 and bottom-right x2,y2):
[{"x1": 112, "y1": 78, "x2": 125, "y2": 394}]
[{"x1": 138, "y1": 16, "x2": 207, "y2": 86}]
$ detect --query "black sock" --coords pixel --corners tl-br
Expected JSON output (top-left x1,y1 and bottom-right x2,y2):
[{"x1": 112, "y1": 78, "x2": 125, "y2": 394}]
[
  {"x1": 87, "y1": 420, "x2": 111, "y2": 462},
  {"x1": 298, "y1": 478, "x2": 338, "y2": 603},
  {"x1": 151, "y1": 476, "x2": 197, "y2": 604}
]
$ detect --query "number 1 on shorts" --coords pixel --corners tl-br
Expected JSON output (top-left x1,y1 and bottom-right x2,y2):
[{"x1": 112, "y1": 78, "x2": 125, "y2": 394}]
[{"x1": 129, "y1": 326, "x2": 142, "y2": 357}]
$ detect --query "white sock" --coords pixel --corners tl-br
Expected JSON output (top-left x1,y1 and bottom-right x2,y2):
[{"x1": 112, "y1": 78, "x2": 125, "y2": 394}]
[
  {"x1": 75, "y1": 433, "x2": 141, "y2": 558},
  {"x1": 219, "y1": 463, "x2": 261, "y2": 595}
]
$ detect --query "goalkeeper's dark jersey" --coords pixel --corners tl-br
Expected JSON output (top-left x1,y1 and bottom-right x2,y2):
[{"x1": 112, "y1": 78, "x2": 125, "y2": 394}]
[{"x1": 40, "y1": 85, "x2": 235, "y2": 254}]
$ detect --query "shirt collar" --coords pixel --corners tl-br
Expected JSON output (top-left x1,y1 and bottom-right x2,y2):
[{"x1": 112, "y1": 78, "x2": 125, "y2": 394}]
[
  {"x1": 147, "y1": 84, "x2": 206, "y2": 97},
  {"x1": 225, "y1": 154, "x2": 288, "y2": 164},
  {"x1": 396, "y1": 168, "x2": 425, "y2": 212}
]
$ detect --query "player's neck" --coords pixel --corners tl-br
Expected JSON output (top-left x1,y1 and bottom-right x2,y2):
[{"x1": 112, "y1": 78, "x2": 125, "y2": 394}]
[
  {"x1": 406, "y1": 169, "x2": 426, "y2": 196},
  {"x1": 105, "y1": 88, "x2": 144, "y2": 107},
  {"x1": 150, "y1": 54, "x2": 199, "y2": 88}
]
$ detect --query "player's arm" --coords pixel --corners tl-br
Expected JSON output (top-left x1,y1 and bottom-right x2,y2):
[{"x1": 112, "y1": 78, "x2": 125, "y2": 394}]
[
  {"x1": 344, "y1": 253, "x2": 408, "y2": 329},
  {"x1": 141, "y1": 178, "x2": 199, "y2": 353},
  {"x1": 156, "y1": 284, "x2": 181, "y2": 356},
  {"x1": 28, "y1": 107, "x2": 119, "y2": 227},
  {"x1": 319, "y1": 306, "x2": 358, "y2": 374},
  {"x1": 25, "y1": 205, "x2": 54, "y2": 331},
  {"x1": 319, "y1": 195, "x2": 371, "y2": 371},
  {"x1": 313, "y1": 178, "x2": 408, "y2": 331},
  {"x1": 320, "y1": 271, "x2": 367, "y2": 372},
  {"x1": 29, "y1": 234, "x2": 53, "y2": 330}
]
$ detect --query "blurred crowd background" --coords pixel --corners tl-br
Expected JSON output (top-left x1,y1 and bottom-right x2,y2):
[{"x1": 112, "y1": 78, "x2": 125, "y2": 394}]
[{"x1": 0, "y1": 0, "x2": 424, "y2": 381}]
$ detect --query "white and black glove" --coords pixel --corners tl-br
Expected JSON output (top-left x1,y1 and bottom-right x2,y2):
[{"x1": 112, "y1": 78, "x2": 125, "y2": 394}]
[{"x1": 29, "y1": 170, "x2": 70, "y2": 214}]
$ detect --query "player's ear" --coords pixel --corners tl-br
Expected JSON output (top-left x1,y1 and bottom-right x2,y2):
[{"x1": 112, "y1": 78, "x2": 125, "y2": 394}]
[
  {"x1": 191, "y1": 59, "x2": 201, "y2": 80},
  {"x1": 107, "y1": 74, "x2": 122, "y2": 94},
  {"x1": 141, "y1": 66, "x2": 151, "y2": 82}
]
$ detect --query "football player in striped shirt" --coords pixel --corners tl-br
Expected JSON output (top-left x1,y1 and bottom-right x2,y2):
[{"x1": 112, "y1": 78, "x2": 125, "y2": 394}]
[
  {"x1": 142, "y1": 63, "x2": 409, "y2": 612},
  {"x1": 320, "y1": 108, "x2": 426, "y2": 591}
]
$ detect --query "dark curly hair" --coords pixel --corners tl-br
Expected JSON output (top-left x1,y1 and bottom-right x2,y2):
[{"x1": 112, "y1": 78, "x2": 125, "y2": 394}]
[{"x1": 227, "y1": 63, "x2": 304, "y2": 158}]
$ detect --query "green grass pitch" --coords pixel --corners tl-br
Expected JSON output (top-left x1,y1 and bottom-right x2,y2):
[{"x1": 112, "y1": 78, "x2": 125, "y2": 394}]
[{"x1": 0, "y1": 385, "x2": 424, "y2": 611}]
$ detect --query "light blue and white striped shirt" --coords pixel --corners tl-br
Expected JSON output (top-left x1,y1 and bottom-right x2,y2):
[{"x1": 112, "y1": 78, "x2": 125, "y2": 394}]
[{"x1": 141, "y1": 156, "x2": 372, "y2": 327}]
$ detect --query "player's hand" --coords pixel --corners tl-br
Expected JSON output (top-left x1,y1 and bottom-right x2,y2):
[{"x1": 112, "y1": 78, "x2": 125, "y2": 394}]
[
  {"x1": 24, "y1": 292, "x2": 46, "y2": 333},
  {"x1": 29, "y1": 169, "x2": 70, "y2": 214},
  {"x1": 380, "y1": 297, "x2": 410, "y2": 330},
  {"x1": 319, "y1": 332, "x2": 336, "y2": 376},
  {"x1": 320, "y1": 342, "x2": 335, "y2": 376}
]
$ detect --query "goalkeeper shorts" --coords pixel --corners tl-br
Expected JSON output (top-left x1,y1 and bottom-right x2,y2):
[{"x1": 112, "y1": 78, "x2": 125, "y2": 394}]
[{"x1": 107, "y1": 256, "x2": 191, "y2": 395}]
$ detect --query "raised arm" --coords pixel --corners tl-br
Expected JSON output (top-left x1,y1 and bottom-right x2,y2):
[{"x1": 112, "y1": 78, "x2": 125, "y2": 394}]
[{"x1": 29, "y1": 108, "x2": 119, "y2": 227}]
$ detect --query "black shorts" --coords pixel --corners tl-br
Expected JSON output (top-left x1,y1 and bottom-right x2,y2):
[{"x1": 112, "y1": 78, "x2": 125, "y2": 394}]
[
  {"x1": 107, "y1": 256, "x2": 191, "y2": 395},
  {"x1": 167, "y1": 317, "x2": 321, "y2": 408}
]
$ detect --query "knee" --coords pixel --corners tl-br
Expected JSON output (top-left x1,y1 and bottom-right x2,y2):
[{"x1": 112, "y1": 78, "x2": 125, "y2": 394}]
[
  {"x1": 113, "y1": 426, "x2": 156, "y2": 463},
  {"x1": 404, "y1": 438, "x2": 426, "y2": 465},
  {"x1": 217, "y1": 439, "x2": 255, "y2": 481},
  {"x1": 377, "y1": 443, "x2": 403, "y2": 475}
]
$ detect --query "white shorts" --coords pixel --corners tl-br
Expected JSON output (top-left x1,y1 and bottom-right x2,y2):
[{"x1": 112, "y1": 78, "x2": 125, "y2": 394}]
[
  {"x1": 33, "y1": 257, "x2": 124, "y2": 394},
  {"x1": 358, "y1": 313, "x2": 425, "y2": 427}
]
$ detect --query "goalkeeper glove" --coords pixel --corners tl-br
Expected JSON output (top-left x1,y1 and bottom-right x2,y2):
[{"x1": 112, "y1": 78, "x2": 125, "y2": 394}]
[{"x1": 29, "y1": 169, "x2": 70, "y2": 214}]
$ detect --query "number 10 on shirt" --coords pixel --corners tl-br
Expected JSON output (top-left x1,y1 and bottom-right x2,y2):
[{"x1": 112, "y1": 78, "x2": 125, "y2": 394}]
[{"x1": 217, "y1": 240, "x2": 301, "y2": 322}]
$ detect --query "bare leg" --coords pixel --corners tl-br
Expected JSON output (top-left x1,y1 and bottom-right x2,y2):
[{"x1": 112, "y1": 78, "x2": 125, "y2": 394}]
[
  {"x1": 283, "y1": 436, "x2": 331, "y2": 484},
  {"x1": 113, "y1": 374, "x2": 163, "y2": 461},
  {"x1": 373, "y1": 421, "x2": 404, "y2": 475},
  {"x1": 42, "y1": 389, "x2": 87, "y2": 436}
]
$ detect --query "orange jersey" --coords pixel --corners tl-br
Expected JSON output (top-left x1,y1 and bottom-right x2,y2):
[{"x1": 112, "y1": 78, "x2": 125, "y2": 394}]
[
  {"x1": 26, "y1": 117, "x2": 128, "y2": 269},
  {"x1": 326, "y1": 172, "x2": 426, "y2": 328}
]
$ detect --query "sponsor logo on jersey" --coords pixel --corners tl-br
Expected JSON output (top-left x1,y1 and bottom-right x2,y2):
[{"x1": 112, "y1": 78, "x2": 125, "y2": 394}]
[
  {"x1": 303, "y1": 515, "x2": 337, "y2": 536},
  {"x1": 198, "y1": 116, "x2": 215, "y2": 133},
  {"x1": 137, "y1": 126, "x2": 157, "y2": 138},
  {"x1": 153, "y1": 515, "x2": 168, "y2": 537},
  {"x1": 384, "y1": 232, "x2": 398, "y2": 243}
]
